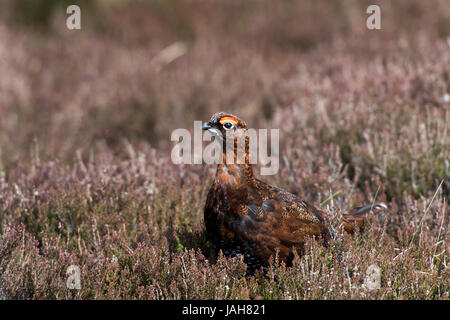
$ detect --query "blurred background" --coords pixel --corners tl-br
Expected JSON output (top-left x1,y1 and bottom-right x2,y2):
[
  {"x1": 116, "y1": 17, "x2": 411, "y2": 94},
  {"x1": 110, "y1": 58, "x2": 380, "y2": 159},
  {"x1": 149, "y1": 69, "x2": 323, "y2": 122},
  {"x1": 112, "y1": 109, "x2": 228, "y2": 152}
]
[
  {"x1": 0, "y1": 0, "x2": 449, "y2": 300},
  {"x1": 0, "y1": 0, "x2": 449, "y2": 200}
]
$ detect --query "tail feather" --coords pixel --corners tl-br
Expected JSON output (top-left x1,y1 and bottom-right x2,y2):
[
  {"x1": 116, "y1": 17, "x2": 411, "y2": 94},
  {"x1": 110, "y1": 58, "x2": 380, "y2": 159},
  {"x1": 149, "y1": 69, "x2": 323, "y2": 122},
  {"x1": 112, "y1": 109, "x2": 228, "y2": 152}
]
[{"x1": 342, "y1": 203, "x2": 387, "y2": 234}]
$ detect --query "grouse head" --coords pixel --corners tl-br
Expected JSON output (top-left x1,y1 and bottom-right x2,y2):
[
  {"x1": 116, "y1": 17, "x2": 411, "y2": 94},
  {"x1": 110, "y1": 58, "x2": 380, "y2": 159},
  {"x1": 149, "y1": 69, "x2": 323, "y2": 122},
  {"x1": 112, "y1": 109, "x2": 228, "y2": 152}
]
[
  {"x1": 202, "y1": 112, "x2": 251, "y2": 154},
  {"x1": 202, "y1": 112, "x2": 248, "y2": 139},
  {"x1": 202, "y1": 112, "x2": 254, "y2": 180}
]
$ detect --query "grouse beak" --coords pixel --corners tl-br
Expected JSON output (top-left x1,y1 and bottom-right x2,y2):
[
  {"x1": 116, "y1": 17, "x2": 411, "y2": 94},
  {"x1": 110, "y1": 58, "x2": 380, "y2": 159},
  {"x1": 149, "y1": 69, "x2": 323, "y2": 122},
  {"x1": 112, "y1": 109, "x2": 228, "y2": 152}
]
[
  {"x1": 202, "y1": 121, "x2": 223, "y2": 140},
  {"x1": 202, "y1": 122, "x2": 212, "y2": 131}
]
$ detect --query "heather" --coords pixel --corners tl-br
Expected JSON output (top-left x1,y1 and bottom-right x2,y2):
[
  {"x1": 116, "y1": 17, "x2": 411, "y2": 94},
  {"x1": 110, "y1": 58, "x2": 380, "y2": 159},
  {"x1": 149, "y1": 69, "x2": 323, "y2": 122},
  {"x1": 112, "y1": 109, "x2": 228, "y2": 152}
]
[{"x1": 0, "y1": 0, "x2": 449, "y2": 299}]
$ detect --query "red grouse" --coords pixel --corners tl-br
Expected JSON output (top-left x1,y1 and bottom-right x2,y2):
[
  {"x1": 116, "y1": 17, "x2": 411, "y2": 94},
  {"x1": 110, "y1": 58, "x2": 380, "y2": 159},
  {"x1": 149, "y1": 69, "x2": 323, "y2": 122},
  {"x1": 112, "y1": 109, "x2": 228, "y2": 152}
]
[{"x1": 202, "y1": 112, "x2": 386, "y2": 274}]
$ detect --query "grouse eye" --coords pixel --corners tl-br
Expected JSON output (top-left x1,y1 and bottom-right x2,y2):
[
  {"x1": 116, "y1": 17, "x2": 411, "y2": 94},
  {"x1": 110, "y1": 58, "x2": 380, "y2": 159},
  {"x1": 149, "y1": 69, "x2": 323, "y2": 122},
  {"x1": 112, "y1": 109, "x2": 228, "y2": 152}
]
[{"x1": 223, "y1": 122, "x2": 234, "y2": 130}]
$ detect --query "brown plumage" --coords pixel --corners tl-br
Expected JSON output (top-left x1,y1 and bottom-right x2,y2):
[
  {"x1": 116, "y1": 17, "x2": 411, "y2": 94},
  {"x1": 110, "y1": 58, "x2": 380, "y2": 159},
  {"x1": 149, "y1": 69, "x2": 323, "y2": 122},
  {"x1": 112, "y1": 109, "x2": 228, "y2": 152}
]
[{"x1": 202, "y1": 112, "x2": 387, "y2": 274}]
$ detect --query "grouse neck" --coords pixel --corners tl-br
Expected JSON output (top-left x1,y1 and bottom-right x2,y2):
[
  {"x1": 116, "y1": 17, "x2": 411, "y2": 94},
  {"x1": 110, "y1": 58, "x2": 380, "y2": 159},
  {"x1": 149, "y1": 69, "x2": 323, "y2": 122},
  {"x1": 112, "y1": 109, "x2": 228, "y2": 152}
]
[{"x1": 216, "y1": 145, "x2": 254, "y2": 187}]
